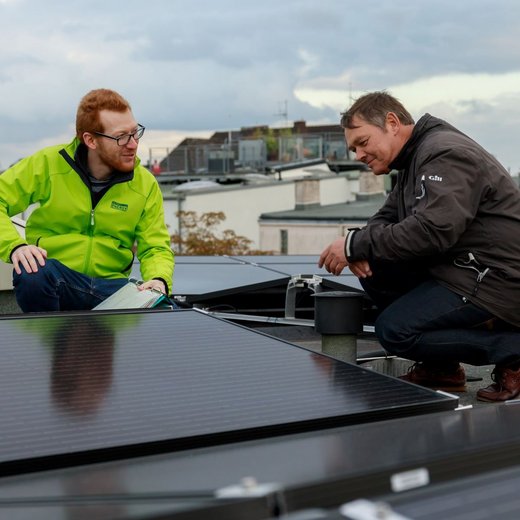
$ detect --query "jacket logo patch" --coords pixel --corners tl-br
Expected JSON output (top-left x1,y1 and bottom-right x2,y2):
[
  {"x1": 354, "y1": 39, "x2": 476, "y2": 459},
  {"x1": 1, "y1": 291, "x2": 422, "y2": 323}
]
[
  {"x1": 111, "y1": 201, "x2": 128, "y2": 212},
  {"x1": 428, "y1": 175, "x2": 443, "y2": 182}
]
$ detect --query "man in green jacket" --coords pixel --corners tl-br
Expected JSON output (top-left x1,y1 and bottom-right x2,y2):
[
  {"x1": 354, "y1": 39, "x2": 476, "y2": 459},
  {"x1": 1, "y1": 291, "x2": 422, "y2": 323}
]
[{"x1": 0, "y1": 88, "x2": 174, "y2": 312}]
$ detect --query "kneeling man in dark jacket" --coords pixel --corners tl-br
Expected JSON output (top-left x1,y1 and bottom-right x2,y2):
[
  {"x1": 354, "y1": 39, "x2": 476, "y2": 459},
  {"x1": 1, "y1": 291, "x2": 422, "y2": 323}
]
[{"x1": 320, "y1": 91, "x2": 520, "y2": 403}]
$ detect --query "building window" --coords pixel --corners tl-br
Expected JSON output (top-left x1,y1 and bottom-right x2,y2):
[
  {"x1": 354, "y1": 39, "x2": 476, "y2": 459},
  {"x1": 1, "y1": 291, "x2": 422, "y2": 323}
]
[{"x1": 280, "y1": 229, "x2": 288, "y2": 254}]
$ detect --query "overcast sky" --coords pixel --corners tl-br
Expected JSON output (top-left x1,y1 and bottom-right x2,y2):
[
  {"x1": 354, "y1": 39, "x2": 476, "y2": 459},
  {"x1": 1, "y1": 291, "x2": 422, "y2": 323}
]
[{"x1": 1, "y1": 0, "x2": 520, "y2": 172}]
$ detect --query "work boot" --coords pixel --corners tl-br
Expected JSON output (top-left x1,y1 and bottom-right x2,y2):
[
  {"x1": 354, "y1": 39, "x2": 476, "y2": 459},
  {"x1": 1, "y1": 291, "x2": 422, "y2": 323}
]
[
  {"x1": 399, "y1": 362, "x2": 466, "y2": 392},
  {"x1": 477, "y1": 363, "x2": 520, "y2": 402}
]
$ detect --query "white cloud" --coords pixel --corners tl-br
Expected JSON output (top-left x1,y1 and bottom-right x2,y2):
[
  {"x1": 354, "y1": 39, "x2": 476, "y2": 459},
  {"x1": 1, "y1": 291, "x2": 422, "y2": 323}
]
[
  {"x1": 390, "y1": 72, "x2": 520, "y2": 116},
  {"x1": 294, "y1": 71, "x2": 520, "y2": 115},
  {"x1": 294, "y1": 70, "x2": 520, "y2": 172}
]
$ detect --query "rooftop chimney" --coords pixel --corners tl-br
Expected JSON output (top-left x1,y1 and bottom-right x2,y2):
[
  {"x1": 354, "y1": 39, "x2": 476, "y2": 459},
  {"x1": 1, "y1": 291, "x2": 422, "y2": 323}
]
[
  {"x1": 356, "y1": 170, "x2": 386, "y2": 201},
  {"x1": 293, "y1": 120, "x2": 307, "y2": 134},
  {"x1": 295, "y1": 178, "x2": 320, "y2": 210}
]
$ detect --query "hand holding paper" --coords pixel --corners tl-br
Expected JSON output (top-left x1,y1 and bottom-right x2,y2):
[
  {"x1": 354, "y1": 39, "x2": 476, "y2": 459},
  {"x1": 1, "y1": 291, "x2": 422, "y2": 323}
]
[{"x1": 93, "y1": 279, "x2": 167, "y2": 310}]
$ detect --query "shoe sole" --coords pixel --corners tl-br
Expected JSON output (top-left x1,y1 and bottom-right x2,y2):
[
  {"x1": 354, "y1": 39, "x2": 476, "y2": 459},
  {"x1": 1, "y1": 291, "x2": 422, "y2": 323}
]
[
  {"x1": 476, "y1": 393, "x2": 520, "y2": 403},
  {"x1": 476, "y1": 395, "x2": 502, "y2": 402},
  {"x1": 399, "y1": 377, "x2": 466, "y2": 392},
  {"x1": 428, "y1": 384, "x2": 467, "y2": 393}
]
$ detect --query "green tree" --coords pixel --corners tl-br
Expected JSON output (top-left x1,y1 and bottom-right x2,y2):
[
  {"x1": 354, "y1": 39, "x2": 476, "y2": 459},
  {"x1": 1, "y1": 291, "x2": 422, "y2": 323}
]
[{"x1": 252, "y1": 127, "x2": 292, "y2": 161}]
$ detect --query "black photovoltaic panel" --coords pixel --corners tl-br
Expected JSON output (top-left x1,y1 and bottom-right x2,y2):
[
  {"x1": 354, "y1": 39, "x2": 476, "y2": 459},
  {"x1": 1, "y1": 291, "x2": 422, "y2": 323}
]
[
  {"x1": 0, "y1": 309, "x2": 455, "y2": 476},
  {"x1": 172, "y1": 255, "x2": 243, "y2": 264},
  {"x1": 131, "y1": 257, "x2": 290, "y2": 301},
  {"x1": 169, "y1": 263, "x2": 290, "y2": 300},
  {"x1": 131, "y1": 255, "x2": 362, "y2": 300},
  {"x1": 6, "y1": 404, "x2": 520, "y2": 520},
  {"x1": 229, "y1": 255, "x2": 363, "y2": 291},
  {"x1": 384, "y1": 464, "x2": 520, "y2": 520},
  {"x1": 136, "y1": 255, "x2": 241, "y2": 266},
  {"x1": 0, "y1": 497, "x2": 272, "y2": 520}
]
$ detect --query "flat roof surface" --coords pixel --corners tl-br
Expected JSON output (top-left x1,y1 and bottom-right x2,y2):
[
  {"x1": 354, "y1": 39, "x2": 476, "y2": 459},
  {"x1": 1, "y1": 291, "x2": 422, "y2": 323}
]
[{"x1": 259, "y1": 196, "x2": 387, "y2": 221}]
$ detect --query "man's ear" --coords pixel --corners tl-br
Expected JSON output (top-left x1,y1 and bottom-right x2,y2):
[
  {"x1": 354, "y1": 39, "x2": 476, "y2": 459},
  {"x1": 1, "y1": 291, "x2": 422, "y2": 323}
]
[
  {"x1": 82, "y1": 132, "x2": 97, "y2": 150},
  {"x1": 385, "y1": 112, "x2": 400, "y2": 135}
]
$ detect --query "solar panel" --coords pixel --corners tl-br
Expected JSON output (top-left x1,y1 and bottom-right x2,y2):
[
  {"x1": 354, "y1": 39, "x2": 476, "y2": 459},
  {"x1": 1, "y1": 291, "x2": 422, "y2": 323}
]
[
  {"x1": 132, "y1": 257, "x2": 290, "y2": 302},
  {"x1": 131, "y1": 255, "x2": 362, "y2": 302},
  {"x1": 382, "y1": 464, "x2": 520, "y2": 520},
  {"x1": 0, "y1": 309, "x2": 456, "y2": 476},
  {"x1": 230, "y1": 255, "x2": 363, "y2": 291},
  {"x1": 6, "y1": 403, "x2": 519, "y2": 520},
  {"x1": 0, "y1": 496, "x2": 271, "y2": 520},
  {"x1": 173, "y1": 255, "x2": 242, "y2": 264},
  {"x1": 170, "y1": 263, "x2": 290, "y2": 300}
]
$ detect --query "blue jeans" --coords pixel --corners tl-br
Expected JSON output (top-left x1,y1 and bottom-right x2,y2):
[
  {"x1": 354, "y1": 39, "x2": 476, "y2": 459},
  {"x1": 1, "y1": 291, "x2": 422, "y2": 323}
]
[
  {"x1": 13, "y1": 259, "x2": 128, "y2": 312},
  {"x1": 361, "y1": 262, "x2": 520, "y2": 367}
]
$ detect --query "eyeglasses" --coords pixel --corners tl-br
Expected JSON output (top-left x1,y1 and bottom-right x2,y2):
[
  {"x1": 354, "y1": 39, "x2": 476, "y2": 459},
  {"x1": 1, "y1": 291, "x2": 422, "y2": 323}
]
[{"x1": 93, "y1": 124, "x2": 145, "y2": 146}]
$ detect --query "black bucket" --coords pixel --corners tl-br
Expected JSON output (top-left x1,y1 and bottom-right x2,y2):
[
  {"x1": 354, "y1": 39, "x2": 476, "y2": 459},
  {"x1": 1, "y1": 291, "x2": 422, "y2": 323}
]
[{"x1": 313, "y1": 291, "x2": 364, "y2": 335}]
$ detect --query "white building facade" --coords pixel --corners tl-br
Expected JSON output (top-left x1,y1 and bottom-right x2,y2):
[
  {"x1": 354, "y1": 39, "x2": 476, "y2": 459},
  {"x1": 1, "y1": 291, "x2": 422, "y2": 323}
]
[{"x1": 161, "y1": 169, "x2": 361, "y2": 252}]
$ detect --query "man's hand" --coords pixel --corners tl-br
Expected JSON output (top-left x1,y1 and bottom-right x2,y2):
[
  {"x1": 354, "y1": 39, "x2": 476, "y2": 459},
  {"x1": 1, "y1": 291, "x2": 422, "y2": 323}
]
[
  {"x1": 12, "y1": 245, "x2": 47, "y2": 275},
  {"x1": 318, "y1": 237, "x2": 349, "y2": 275},
  {"x1": 318, "y1": 238, "x2": 373, "y2": 278},
  {"x1": 139, "y1": 279, "x2": 166, "y2": 294},
  {"x1": 348, "y1": 260, "x2": 372, "y2": 279}
]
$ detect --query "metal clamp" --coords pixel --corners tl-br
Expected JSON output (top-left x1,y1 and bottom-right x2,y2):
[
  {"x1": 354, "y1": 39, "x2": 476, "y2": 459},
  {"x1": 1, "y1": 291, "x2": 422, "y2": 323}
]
[{"x1": 284, "y1": 274, "x2": 323, "y2": 319}]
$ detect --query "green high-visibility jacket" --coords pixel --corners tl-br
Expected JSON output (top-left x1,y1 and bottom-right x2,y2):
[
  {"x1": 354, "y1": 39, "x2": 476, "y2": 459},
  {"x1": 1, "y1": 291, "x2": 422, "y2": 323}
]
[{"x1": 0, "y1": 138, "x2": 174, "y2": 292}]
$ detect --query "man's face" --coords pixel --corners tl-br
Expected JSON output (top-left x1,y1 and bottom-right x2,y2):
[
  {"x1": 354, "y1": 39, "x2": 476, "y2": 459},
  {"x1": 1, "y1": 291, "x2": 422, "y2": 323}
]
[
  {"x1": 345, "y1": 115, "x2": 397, "y2": 175},
  {"x1": 94, "y1": 109, "x2": 139, "y2": 173}
]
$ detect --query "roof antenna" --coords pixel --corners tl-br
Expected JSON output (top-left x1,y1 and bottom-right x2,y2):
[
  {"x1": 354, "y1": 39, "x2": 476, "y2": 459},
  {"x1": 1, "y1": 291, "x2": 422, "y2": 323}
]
[{"x1": 274, "y1": 100, "x2": 289, "y2": 127}]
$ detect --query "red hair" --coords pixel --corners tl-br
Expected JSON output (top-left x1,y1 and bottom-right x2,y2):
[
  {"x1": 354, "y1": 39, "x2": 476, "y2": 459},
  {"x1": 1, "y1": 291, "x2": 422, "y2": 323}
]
[{"x1": 76, "y1": 89, "x2": 132, "y2": 143}]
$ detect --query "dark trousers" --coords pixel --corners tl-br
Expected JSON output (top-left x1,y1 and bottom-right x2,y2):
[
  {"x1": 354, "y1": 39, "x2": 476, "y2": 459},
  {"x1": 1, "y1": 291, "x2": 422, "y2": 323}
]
[
  {"x1": 13, "y1": 259, "x2": 128, "y2": 312},
  {"x1": 361, "y1": 261, "x2": 520, "y2": 367}
]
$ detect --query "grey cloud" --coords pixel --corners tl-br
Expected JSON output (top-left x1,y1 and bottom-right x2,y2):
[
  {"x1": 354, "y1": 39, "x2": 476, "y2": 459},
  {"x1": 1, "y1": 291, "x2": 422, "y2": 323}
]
[{"x1": 1, "y1": 0, "x2": 520, "y2": 169}]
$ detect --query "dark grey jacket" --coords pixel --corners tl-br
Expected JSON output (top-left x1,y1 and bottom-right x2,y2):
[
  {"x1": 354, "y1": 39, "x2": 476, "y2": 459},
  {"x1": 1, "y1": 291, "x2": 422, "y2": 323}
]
[{"x1": 349, "y1": 114, "x2": 520, "y2": 326}]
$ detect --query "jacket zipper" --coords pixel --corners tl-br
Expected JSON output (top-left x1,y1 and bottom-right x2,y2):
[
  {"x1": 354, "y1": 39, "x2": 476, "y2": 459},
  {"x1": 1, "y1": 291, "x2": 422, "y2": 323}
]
[
  {"x1": 453, "y1": 252, "x2": 490, "y2": 296},
  {"x1": 83, "y1": 207, "x2": 95, "y2": 274},
  {"x1": 416, "y1": 175, "x2": 426, "y2": 200}
]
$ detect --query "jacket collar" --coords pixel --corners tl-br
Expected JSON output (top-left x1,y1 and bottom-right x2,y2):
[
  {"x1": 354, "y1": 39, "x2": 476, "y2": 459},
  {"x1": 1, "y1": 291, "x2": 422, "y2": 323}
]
[
  {"x1": 389, "y1": 113, "x2": 445, "y2": 170},
  {"x1": 59, "y1": 138, "x2": 135, "y2": 185}
]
